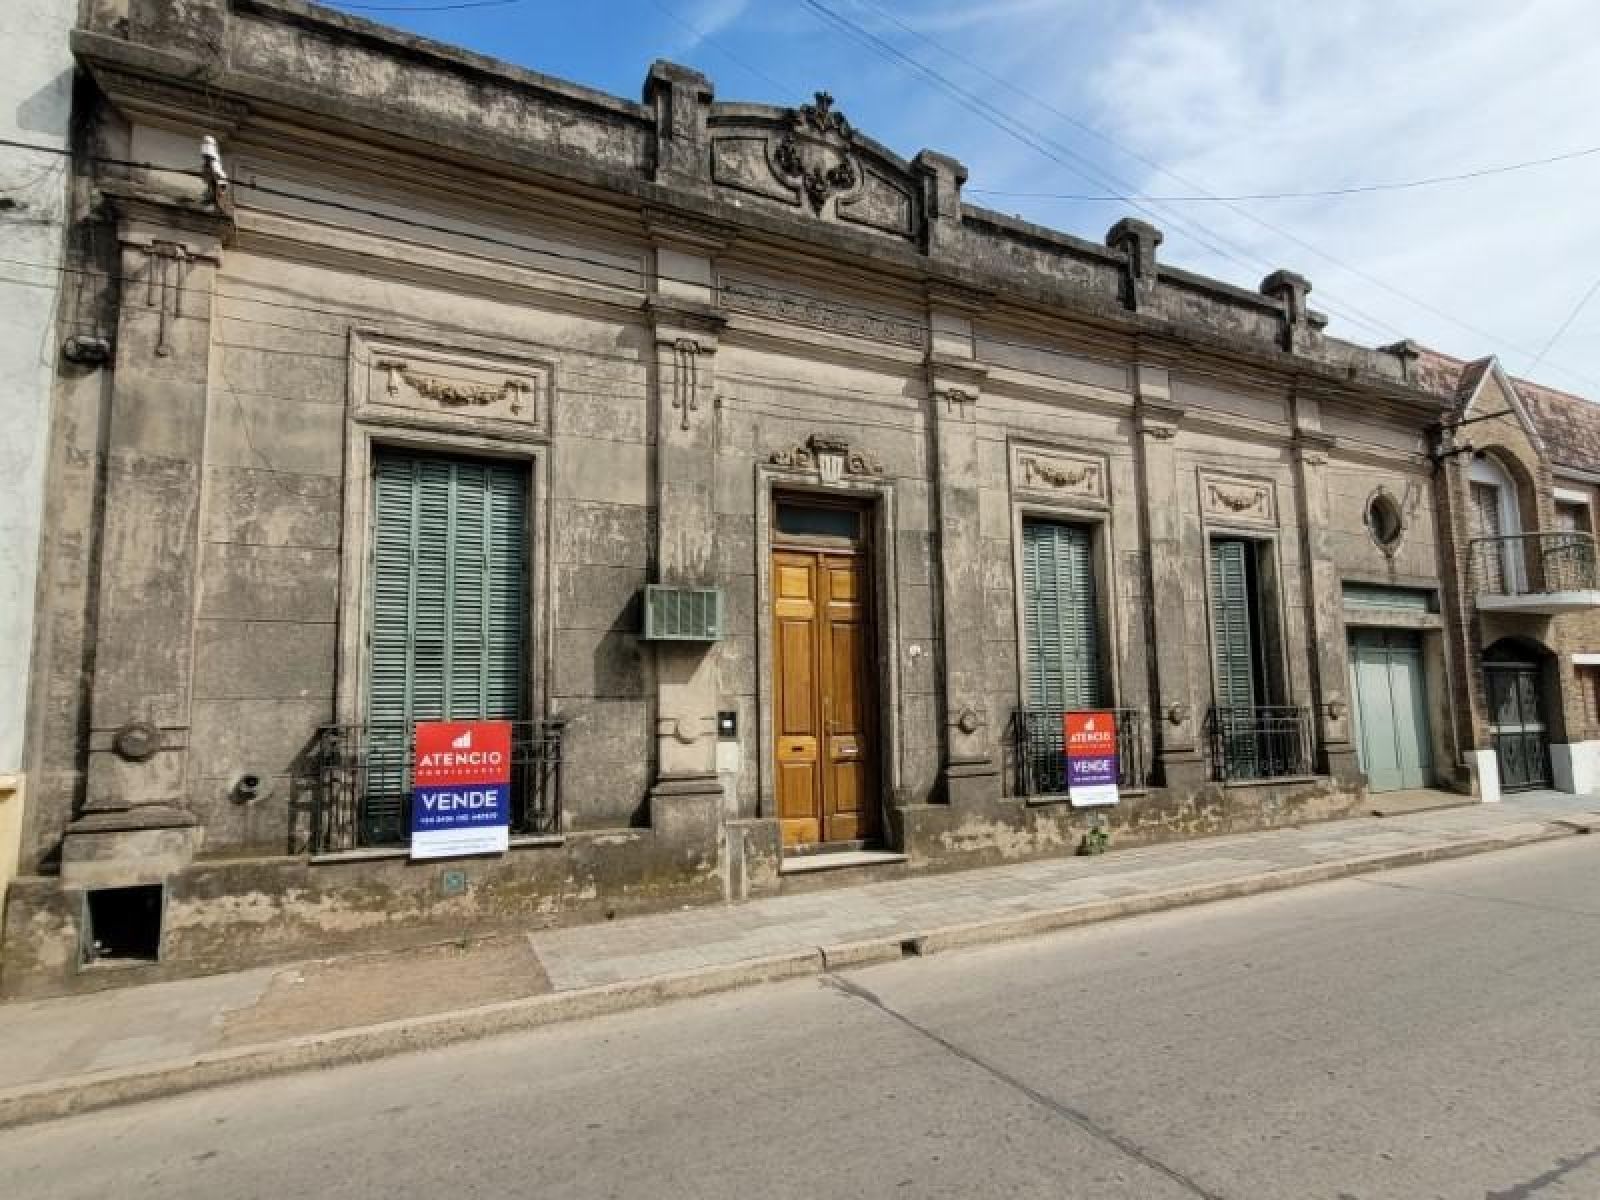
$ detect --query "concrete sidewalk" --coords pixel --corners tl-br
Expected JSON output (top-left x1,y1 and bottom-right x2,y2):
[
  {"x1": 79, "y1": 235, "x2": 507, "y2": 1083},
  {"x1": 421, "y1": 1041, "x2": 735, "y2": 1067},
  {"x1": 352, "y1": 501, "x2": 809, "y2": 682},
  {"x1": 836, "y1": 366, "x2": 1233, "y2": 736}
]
[{"x1": 1, "y1": 795, "x2": 1594, "y2": 1127}]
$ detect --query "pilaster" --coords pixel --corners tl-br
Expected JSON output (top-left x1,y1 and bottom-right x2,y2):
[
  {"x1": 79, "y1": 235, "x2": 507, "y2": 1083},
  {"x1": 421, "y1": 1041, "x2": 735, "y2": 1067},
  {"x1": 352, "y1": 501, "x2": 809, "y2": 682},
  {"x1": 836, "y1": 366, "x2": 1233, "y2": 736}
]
[
  {"x1": 644, "y1": 61, "x2": 714, "y2": 193},
  {"x1": 69, "y1": 187, "x2": 232, "y2": 874},
  {"x1": 1132, "y1": 364, "x2": 1207, "y2": 788},
  {"x1": 644, "y1": 267, "x2": 728, "y2": 824},
  {"x1": 913, "y1": 151, "x2": 968, "y2": 259},
  {"x1": 1291, "y1": 401, "x2": 1360, "y2": 783},
  {"x1": 926, "y1": 286, "x2": 999, "y2": 805},
  {"x1": 1106, "y1": 218, "x2": 1163, "y2": 313}
]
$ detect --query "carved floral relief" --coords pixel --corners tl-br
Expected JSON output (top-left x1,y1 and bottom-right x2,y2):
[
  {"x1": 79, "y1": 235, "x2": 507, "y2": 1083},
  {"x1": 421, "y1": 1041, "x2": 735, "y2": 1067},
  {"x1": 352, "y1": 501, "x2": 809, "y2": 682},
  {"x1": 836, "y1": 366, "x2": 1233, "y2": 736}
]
[
  {"x1": 1010, "y1": 445, "x2": 1108, "y2": 504},
  {"x1": 1200, "y1": 473, "x2": 1276, "y2": 525},
  {"x1": 354, "y1": 334, "x2": 549, "y2": 432}
]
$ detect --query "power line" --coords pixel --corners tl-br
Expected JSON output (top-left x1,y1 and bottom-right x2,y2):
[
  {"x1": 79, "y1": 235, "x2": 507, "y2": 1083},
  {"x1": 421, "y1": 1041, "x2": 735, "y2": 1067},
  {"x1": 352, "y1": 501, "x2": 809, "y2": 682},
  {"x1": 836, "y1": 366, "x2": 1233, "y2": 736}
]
[
  {"x1": 840, "y1": 0, "x2": 1597, "y2": 388},
  {"x1": 5, "y1": 130, "x2": 1594, "y2": 396},
  {"x1": 965, "y1": 143, "x2": 1600, "y2": 203},
  {"x1": 1524, "y1": 275, "x2": 1600, "y2": 378},
  {"x1": 798, "y1": 0, "x2": 1404, "y2": 344},
  {"x1": 646, "y1": 0, "x2": 798, "y2": 98},
  {"x1": 331, "y1": 0, "x2": 526, "y2": 12}
]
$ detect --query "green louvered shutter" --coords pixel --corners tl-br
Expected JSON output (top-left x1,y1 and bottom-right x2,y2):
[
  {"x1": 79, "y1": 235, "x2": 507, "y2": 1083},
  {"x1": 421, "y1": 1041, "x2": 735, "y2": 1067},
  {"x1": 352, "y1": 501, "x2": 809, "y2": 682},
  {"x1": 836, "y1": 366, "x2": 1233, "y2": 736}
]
[
  {"x1": 1208, "y1": 538, "x2": 1257, "y2": 711},
  {"x1": 364, "y1": 451, "x2": 528, "y2": 843},
  {"x1": 1209, "y1": 538, "x2": 1260, "y2": 779},
  {"x1": 1022, "y1": 521, "x2": 1102, "y2": 711}
]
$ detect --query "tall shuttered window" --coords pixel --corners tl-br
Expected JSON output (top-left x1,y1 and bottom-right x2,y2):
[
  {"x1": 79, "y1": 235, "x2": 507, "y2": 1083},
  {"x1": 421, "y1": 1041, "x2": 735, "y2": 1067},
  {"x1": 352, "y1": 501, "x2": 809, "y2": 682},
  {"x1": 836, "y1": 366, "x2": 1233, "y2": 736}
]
[
  {"x1": 1021, "y1": 520, "x2": 1102, "y2": 711},
  {"x1": 363, "y1": 450, "x2": 528, "y2": 842},
  {"x1": 1208, "y1": 538, "x2": 1262, "y2": 711}
]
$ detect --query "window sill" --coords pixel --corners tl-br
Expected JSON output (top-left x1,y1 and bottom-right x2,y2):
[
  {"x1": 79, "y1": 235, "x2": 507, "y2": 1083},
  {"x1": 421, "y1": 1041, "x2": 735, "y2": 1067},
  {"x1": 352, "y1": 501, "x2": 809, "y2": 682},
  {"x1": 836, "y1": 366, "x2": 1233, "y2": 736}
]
[
  {"x1": 1024, "y1": 789, "x2": 1148, "y2": 807},
  {"x1": 310, "y1": 833, "x2": 564, "y2": 865},
  {"x1": 1220, "y1": 774, "x2": 1322, "y2": 790}
]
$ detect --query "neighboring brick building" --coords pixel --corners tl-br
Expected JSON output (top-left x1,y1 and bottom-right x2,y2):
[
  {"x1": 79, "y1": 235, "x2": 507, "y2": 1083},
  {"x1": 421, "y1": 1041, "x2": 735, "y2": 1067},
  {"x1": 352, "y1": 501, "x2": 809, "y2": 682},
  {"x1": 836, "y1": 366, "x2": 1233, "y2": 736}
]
[
  {"x1": 12, "y1": 0, "x2": 1591, "y2": 995},
  {"x1": 1419, "y1": 348, "x2": 1600, "y2": 797}
]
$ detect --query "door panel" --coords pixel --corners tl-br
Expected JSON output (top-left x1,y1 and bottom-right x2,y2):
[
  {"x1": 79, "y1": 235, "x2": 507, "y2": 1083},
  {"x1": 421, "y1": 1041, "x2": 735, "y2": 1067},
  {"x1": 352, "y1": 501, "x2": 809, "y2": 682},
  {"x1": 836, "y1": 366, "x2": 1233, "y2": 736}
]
[
  {"x1": 822, "y1": 557, "x2": 877, "y2": 843},
  {"x1": 1388, "y1": 642, "x2": 1433, "y2": 786},
  {"x1": 1485, "y1": 663, "x2": 1550, "y2": 790},
  {"x1": 771, "y1": 545, "x2": 878, "y2": 847},
  {"x1": 1352, "y1": 640, "x2": 1402, "y2": 792},
  {"x1": 1350, "y1": 630, "x2": 1432, "y2": 793},
  {"x1": 773, "y1": 553, "x2": 822, "y2": 844}
]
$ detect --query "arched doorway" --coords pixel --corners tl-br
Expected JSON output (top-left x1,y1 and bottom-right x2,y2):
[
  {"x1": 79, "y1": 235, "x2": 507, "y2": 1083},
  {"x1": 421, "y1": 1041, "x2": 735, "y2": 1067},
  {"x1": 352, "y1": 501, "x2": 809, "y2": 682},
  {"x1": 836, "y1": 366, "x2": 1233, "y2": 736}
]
[{"x1": 1483, "y1": 639, "x2": 1552, "y2": 790}]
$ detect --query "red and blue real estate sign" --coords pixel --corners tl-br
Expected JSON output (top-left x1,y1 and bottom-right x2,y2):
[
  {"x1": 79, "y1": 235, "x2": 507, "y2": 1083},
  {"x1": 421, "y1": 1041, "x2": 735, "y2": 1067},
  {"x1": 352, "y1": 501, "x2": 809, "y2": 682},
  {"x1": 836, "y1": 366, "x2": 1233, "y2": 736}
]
[
  {"x1": 411, "y1": 721, "x2": 512, "y2": 859},
  {"x1": 1063, "y1": 711, "x2": 1120, "y2": 808}
]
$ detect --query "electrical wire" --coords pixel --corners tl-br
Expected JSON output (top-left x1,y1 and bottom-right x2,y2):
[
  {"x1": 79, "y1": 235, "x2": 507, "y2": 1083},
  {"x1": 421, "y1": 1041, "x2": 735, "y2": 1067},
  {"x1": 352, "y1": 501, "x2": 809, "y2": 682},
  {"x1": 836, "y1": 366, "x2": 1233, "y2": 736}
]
[
  {"x1": 645, "y1": 0, "x2": 798, "y2": 97},
  {"x1": 965, "y1": 140, "x2": 1600, "y2": 202},
  {"x1": 6, "y1": 131, "x2": 1593, "y2": 390},
  {"x1": 1523, "y1": 275, "x2": 1600, "y2": 379},
  {"x1": 798, "y1": 0, "x2": 1405, "y2": 344},
  {"x1": 6, "y1": 131, "x2": 1593, "y2": 401},
  {"x1": 332, "y1": 0, "x2": 526, "y2": 12},
  {"x1": 840, "y1": 0, "x2": 1594, "y2": 385}
]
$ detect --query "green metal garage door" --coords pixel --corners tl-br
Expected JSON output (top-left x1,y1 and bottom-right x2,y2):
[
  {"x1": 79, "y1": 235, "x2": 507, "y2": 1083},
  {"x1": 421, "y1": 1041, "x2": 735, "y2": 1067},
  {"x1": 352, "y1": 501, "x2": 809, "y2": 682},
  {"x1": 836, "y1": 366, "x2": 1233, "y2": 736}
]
[{"x1": 1349, "y1": 629, "x2": 1432, "y2": 792}]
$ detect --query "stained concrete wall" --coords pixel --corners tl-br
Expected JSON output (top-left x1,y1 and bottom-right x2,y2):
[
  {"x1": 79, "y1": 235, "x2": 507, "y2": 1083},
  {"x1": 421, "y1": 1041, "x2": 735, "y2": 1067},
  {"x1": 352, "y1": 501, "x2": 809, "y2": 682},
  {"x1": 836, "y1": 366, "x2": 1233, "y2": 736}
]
[
  {"x1": 5, "y1": 0, "x2": 1468, "y2": 994},
  {"x1": 0, "y1": 0, "x2": 76, "y2": 908}
]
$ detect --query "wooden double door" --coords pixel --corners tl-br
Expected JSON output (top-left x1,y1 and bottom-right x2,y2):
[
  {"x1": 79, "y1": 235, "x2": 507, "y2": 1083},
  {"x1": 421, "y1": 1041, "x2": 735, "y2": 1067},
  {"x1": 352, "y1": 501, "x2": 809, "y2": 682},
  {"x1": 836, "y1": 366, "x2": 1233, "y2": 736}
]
[{"x1": 772, "y1": 546, "x2": 879, "y2": 847}]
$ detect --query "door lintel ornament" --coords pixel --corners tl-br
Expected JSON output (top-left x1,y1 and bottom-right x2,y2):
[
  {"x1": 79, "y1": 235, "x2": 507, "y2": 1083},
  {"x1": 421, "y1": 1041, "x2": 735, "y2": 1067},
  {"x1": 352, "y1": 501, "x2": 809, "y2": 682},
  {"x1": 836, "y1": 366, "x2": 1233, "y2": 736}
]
[{"x1": 770, "y1": 434, "x2": 884, "y2": 477}]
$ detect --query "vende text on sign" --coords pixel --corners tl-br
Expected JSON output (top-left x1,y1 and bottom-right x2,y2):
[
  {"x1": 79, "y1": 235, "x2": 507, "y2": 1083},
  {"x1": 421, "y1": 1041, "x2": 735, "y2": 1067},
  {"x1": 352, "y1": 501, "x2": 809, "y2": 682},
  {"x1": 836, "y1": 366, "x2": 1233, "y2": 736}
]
[
  {"x1": 411, "y1": 721, "x2": 512, "y2": 859},
  {"x1": 1063, "y1": 710, "x2": 1120, "y2": 808}
]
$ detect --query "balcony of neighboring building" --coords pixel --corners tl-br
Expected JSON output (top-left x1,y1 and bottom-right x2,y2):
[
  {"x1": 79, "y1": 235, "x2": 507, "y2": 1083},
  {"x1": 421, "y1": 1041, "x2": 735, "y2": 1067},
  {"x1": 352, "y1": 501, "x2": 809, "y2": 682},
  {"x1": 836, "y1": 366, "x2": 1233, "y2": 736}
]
[{"x1": 1470, "y1": 532, "x2": 1600, "y2": 615}]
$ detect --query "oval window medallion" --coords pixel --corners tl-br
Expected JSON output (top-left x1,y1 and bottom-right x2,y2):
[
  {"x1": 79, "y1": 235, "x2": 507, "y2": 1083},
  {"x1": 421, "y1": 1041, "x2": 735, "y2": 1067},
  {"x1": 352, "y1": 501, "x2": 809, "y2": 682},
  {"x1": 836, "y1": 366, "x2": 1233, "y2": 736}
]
[{"x1": 1367, "y1": 490, "x2": 1404, "y2": 554}]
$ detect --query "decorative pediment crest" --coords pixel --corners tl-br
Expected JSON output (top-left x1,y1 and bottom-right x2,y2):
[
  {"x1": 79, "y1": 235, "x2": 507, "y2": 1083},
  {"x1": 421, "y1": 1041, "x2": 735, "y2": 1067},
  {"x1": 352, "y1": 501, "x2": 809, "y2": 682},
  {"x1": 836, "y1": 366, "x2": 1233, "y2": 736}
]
[
  {"x1": 774, "y1": 92, "x2": 858, "y2": 214},
  {"x1": 709, "y1": 93, "x2": 917, "y2": 239}
]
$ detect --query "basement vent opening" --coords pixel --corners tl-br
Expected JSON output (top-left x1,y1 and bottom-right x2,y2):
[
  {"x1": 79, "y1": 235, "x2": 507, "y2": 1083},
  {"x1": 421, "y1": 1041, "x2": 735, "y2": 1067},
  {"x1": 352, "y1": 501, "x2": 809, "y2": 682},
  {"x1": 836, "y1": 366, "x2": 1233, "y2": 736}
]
[{"x1": 83, "y1": 884, "x2": 164, "y2": 964}]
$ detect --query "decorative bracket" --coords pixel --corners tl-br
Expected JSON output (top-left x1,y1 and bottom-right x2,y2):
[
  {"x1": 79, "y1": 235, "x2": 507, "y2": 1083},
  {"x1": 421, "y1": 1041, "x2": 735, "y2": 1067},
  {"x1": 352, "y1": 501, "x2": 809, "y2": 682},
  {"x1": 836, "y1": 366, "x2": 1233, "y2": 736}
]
[
  {"x1": 142, "y1": 241, "x2": 190, "y2": 357},
  {"x1": 670, "y1": 338, "x2": 701, "y2": 431}
]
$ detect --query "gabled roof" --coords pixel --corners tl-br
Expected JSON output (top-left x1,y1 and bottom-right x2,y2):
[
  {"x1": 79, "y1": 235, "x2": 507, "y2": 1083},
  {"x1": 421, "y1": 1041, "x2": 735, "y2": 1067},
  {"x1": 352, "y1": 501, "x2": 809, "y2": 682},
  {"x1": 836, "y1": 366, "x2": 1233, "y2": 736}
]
[
  {"x1": 1416, "y1": 346, "x2": 1600, "y2": 473},
  {"x1": 1520, "y1": 379, "x2": 1600, "y2": 475},
  {"x1": 1452, "y1": 357, "x2": 1493, "y2": 412}
]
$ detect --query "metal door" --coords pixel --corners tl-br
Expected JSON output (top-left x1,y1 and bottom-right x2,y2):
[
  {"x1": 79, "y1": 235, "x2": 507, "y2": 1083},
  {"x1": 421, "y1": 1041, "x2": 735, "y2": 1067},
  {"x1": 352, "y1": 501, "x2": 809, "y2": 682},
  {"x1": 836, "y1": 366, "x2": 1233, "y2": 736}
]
[
  {"x1": 1349, "y1": 630, "x2": 1433, "y2": 792},
  {"x1": 1484, "y1": 662, "x2": 1550, "y2": 790}
]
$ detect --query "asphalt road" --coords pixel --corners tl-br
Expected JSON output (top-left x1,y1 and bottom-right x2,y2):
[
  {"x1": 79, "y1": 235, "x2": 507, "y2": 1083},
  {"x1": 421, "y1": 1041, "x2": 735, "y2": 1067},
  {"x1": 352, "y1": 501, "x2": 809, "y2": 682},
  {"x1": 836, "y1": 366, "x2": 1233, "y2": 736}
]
[{"x1": 6, "y1": 837, "x2": 1600, "y2": 1199}]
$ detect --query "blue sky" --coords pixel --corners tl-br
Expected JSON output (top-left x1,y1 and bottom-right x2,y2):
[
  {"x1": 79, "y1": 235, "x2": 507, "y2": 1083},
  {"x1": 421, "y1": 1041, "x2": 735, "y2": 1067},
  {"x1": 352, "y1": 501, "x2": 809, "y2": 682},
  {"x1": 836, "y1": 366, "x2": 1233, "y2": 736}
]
[{"x1": 325, "y1": 0, "x2": 1600, "y2": 396}]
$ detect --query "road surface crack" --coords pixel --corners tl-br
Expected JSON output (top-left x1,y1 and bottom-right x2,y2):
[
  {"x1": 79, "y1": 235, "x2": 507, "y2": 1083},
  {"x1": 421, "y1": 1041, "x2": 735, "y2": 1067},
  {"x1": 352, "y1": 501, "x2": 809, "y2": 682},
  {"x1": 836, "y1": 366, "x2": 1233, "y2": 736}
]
[{"x1": 821, "y1": 973, "x2": 1226, "y2": 1200}]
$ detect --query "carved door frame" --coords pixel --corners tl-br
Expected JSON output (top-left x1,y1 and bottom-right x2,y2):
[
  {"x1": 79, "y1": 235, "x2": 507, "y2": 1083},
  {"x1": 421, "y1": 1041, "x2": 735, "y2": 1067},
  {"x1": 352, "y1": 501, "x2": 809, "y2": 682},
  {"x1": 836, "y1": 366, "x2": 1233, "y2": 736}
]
[{"x1": 754, "y1": 465, "x2": 902, "y2": 842}]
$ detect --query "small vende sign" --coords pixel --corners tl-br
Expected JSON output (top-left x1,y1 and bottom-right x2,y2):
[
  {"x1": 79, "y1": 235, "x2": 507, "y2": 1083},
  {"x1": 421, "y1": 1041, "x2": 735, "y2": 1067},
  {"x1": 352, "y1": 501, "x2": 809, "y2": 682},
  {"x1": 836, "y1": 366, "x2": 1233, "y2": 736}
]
[
  {"x1": 1063, "y1": 711, "x2": 1119, "y2": 808},
  {"x1": 411, "y1": 721, "x2": 512, "y2": 859}
]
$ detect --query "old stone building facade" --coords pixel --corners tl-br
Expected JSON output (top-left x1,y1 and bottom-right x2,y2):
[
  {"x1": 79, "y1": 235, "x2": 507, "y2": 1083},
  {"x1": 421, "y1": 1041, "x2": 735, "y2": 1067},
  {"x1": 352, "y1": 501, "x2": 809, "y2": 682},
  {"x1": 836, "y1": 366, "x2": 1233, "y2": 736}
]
[{"x1": 8, "y1": 0, "x2": 1594, "y2": 995}]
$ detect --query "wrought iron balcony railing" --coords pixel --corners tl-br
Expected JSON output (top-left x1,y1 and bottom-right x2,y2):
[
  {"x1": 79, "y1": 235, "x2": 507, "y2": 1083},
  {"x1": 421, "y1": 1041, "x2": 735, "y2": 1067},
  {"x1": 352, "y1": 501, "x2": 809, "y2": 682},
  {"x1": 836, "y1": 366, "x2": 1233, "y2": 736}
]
[
  {"x1": 1013, "y1": 707, "x2": 1147, "y2": 797},
  {"x1": 300, "y1": 720, "x2": 563, "y2": 855},
  {"x1": 1469, "y1": 531, "x2": 1599, "y2": 597},
  {"x1": 1207, "y1": 705, "x2": 1314, "y2": 783}
]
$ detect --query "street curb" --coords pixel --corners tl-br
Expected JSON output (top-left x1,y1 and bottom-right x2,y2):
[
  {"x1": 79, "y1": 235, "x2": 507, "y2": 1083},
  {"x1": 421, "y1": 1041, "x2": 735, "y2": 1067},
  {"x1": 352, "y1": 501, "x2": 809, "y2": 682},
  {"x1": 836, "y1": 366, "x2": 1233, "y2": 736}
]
[{"x1": 0, "y1": 822, "x2": 1575, "y2": 1130}]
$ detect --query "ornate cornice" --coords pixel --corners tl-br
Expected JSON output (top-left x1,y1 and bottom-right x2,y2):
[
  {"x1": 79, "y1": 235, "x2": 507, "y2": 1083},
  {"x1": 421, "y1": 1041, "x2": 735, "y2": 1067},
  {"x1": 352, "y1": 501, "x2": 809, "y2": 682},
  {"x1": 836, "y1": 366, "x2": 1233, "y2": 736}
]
[{"x1": 642, "y1": 206, "x2": 739, "y2": 252}]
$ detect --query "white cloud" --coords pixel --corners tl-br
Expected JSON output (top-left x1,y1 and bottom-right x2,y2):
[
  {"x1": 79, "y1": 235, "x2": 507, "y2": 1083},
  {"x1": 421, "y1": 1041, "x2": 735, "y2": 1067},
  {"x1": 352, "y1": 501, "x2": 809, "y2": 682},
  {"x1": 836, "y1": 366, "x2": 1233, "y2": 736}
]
[
  {"x1": 668, "y1": 0, "x2": 751, "y2": 51},
  {"x1": 1073, "y1": 0, "x2": 1600, "y2": 391}
]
